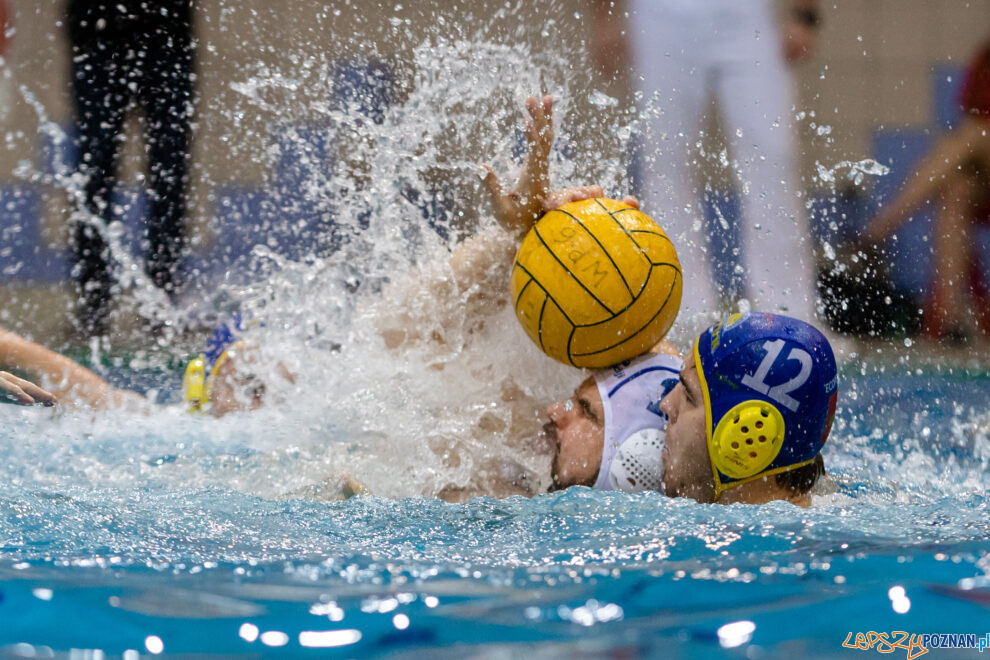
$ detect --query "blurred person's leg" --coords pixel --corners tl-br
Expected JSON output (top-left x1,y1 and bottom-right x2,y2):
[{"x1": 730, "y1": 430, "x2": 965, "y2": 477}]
[
  {"x1": 138, "y1": 31, "x2": 194, "y2": 297},
  {"x1": 925, "y1": 170, "x2": 979, "y2": 339},
  {"x1": 713, "y1": 0, "x2": 817, "y2": 322},
  {"x1": 628, "y1": 0, "x2": 719, "y2": 324},
  {"x1": 69, "y1": 40, "x2": 128, "y2": 336}
]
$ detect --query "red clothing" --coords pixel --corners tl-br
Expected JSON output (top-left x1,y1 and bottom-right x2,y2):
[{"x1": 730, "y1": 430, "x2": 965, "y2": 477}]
[
  {"x1": 960, "y1": 42, "x2": 990, "y2": 120},
  {"x1": 960, "y1": 41, "x2": 990, "y2": 228}
]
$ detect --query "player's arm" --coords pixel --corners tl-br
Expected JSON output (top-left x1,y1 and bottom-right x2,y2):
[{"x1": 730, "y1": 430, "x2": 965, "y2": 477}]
[
  {"x1": 377, "y1": 96, "x2": 634, "y2": 350},
  {"x1": 452, "y1": 95, "x2": 636, "y2": 282},
  {"x1": 0, "y1": 326, "x2": 143, "y2": 409},
  {"x1": 480, "y1": 95, "x2": 629, "y2": 237},
  {"x1": 863, "y1": 117, "x2": 990, "y2": 243}
]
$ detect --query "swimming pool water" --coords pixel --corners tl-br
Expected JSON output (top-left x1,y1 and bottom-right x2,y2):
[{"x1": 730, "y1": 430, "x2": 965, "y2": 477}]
[{"x1": 1, "y1": 366, "x2": 988, "y2": 658}]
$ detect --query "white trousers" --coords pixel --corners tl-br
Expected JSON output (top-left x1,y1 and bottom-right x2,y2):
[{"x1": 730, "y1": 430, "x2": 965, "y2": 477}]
[{"x1": 629, "y1": 0, "x2": 818, "y2": 326}]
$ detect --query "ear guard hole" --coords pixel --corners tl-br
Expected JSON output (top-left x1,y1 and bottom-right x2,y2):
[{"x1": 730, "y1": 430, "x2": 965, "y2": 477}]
[{"x1": 710, "y1": 400, "x2": 786, "y2": 480}]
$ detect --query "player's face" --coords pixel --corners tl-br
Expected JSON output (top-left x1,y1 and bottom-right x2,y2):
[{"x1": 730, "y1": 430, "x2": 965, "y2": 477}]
[
  {"x1": 209, "y1": 351, "x2": 267, "y2": 417},
  {"x1": 545, "y1": 377, "x2": 605, "y2": 489},
  {"x1": 659, "y1": 360, "x2": 716, "y2": 502}
]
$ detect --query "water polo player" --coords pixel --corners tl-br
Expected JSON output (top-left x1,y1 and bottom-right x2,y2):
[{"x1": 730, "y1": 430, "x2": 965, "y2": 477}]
[
  {"x1": 0, "y1": 315, "x2": 286, "y2": 416},
  {"x1": 179, "y1": 313, "x2": 296, "y2": 417},
  {"x1": 481, "y1": 96, "x2": 836, "y2": 504}
]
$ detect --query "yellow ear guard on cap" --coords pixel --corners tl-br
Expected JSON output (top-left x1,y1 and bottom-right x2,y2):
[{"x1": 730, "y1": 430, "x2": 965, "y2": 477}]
[
  {"x1": 710, "y1": 400, "x2": 785, "y2": 480},
  {"x1": 181, "y1": 341, "x2": 243, "y2": 414},
  {"x1": 182, "y1": 356, "x2": 207, "y2": 413}
]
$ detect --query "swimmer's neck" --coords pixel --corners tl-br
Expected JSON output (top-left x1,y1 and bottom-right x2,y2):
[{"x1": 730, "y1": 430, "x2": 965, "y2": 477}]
[{"x1": 718, "y1": 477, "x2": 812, "y2": 508}]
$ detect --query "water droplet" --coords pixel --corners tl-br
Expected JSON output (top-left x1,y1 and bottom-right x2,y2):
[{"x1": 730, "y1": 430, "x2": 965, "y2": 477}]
[{"x1": 589, "y1": 89, "x2": 618, "y2": 108}]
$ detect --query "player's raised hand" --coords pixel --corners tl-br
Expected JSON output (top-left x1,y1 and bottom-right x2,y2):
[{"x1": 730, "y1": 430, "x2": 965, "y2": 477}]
[
  {"x1": 482, "y1": 96, "x2": 641, "y2": 234},
  {"x1": 481, "y1": 95, "x2": 557, "y2": 234}
]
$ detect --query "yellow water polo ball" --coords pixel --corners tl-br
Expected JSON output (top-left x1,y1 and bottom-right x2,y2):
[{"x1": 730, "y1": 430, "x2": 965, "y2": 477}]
[{"x1": 510, "y1": 197, "x2": 682, "y2": 369}]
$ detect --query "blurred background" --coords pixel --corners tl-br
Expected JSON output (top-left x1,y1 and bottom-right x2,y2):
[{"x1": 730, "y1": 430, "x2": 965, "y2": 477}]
[{"x1": 0, "y1": 0, "x2": 988, "y2": 354}]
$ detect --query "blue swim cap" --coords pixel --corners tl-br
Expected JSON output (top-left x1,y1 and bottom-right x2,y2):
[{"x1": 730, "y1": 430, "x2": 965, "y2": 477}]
[
  {"x1": 693, "y1": 312, "x2": 837, "y2": 498},
  {"x1": 203, "y1": 313, "x2": 245, "y2": 374}
]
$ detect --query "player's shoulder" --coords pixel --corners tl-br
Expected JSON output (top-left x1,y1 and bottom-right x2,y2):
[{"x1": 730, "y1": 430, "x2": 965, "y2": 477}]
[{"x1": 648, "y1": 338, "x2": 681, "y2": 360}]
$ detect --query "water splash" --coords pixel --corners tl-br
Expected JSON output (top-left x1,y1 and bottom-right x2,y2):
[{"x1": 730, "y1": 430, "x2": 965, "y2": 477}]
[{"x1": 814, "y1": 158, "x2": 890, "y2": 187}]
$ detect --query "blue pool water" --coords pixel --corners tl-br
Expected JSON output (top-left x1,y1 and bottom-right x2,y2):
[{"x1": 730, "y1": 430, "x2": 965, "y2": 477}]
[{"x1": 1, "y1": 365, "x2": 988, "y2": 658}]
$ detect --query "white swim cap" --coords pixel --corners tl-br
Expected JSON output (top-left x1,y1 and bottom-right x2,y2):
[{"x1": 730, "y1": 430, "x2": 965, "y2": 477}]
[{"x1": 593, "y1": 352, "x2": 681, "y2": 492}]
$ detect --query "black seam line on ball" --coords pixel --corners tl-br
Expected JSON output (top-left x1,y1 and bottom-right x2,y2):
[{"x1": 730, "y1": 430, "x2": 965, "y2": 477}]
[
  {"x1": 646, "y1": 260, "x2": 683, "y2": 276},
  {"x1": 513, "y1": 269, "x2": 533, "y2": 313},
  {"x1": 566, "y1": 323, "x2": 577, "y2": 367},
  {"x1": 556, "y1": 206, "x2": 634, "y2": 300},
  {"x1": 572, "y1": 265, "x2": 681, "y2": 356},
  {"x1": 629, "y1": 228, "x2": 675, "y2": 249},
  {"x1": 537, "y1": 296, "x2": 548, "y2": 352},
  {"x1": 598, "y1": 199, "x2": 643, "y2": 245},
  {"x1": 514, "y1": 262, "x2": 575, "y2": 325},
  {"x1": 533, "y1": 223, "x2": 615, "y2": 316}
]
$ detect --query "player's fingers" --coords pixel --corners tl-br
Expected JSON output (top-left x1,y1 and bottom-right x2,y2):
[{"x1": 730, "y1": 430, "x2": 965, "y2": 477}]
[
  {"x1": 0, "y1": 375, "x2": 33, "y2": 405},
  {"x1": 479, "y1": 163, "x2": 504, "y2": 202},
  {"x1": 547, "y1": 185, "x2": 604, "y2": 209},
  {"x1": 536, "y1": 95, "x2": 554, "y2": 147},
  {"x1": 568, "y1": 184, "x2": 603, "y2": 202},
  {"x1": 524, "y1": 95, "x2": 539, "y2": 126},
  {"x1": 523, "y1": 101, "x2": 553, "y2": 196},
  {"x1": 540, "y1": 95, "x2": 553, "y2": 136},
  {"x1": 11, "y1": 388, "x2": 33, "y2": 405},
  {"x1": 523, "y1": 95, "x2": 537, "y2": 134},
  {"x1": 525, "y1": 95, "x2": 554, "y2": 148},
  {"x1": 13, "y1": 376, "x2": 56, "y2": 406},
  {"x1": 522, "y1": 116, "x2": 537, "y2": 152},
  {"x1": 621, "y1": 195, "x2": 640, "y2": 209}
]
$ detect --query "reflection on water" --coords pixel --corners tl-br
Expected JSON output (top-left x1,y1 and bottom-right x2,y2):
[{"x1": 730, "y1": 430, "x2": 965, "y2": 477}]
[{"x1": 0, "y1": 369, "x2": 988, "y2": 656}]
